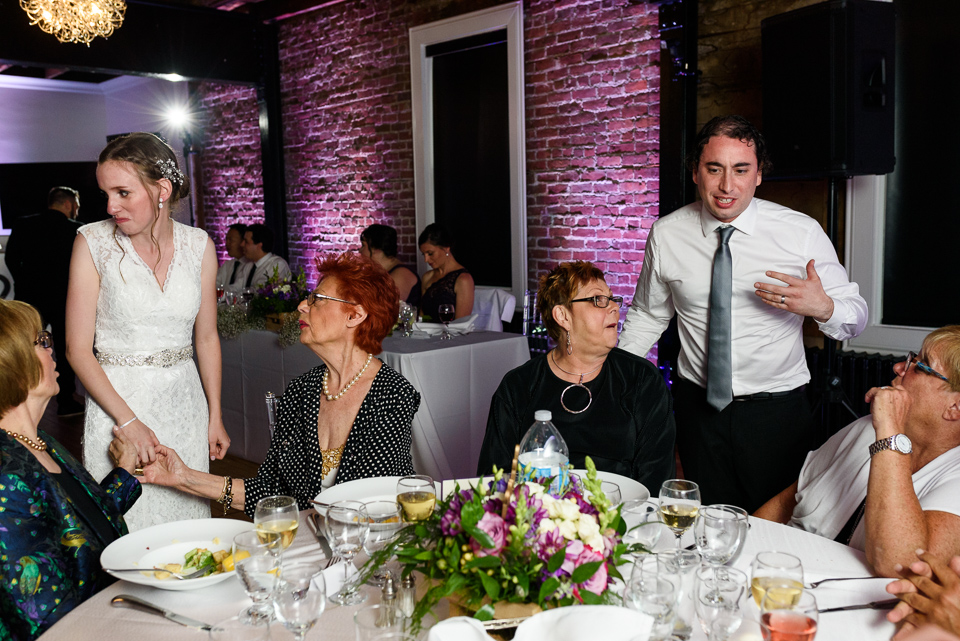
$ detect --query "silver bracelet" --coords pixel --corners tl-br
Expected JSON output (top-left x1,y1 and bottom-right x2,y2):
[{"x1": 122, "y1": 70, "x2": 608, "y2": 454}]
[{"x1": 118, "y1": 416, "x2": 138, "y2": 429}]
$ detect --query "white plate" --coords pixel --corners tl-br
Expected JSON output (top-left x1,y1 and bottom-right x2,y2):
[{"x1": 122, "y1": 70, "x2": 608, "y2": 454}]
[
  {"x1": 572, "y1": 469, "x2": 649, "y2": 503},
  {"x1": 513, "y1": 605, "x2": 652, "y2": 641},
  {"x1": 101, "y1": 518, "x2": 254, "y2": 591}
]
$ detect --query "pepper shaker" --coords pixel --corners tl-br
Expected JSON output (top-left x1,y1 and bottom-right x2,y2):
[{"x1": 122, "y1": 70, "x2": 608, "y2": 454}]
[{"x1": 377, "y1": 571, "x2": 398, "y2": 627}]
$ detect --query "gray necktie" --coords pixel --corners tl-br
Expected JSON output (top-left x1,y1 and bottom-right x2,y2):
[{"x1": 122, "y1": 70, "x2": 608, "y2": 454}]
[{"x1": 706, "y1": 226, "x2": 735, "y2": 411}]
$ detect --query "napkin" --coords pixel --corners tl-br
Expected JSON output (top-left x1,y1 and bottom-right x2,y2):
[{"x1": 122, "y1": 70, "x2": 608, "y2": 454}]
[
  {"x1": 513, "y1": 605, "x2": 652, "y2": 641},
  {"x1": 414, "y1": 314, "x2": 478, "y2": 336},
  {"x1": 427, "y1": 617, "x2": 495, "y2": 641},
  {"x1": 313, "y1": 560, "x2": 358, "y2": 597}
]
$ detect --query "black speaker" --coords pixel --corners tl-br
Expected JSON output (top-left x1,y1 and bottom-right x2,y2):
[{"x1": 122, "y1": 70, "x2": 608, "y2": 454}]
[{"x1": 762, "y1": 0, "x2": 896, "y2": 179}]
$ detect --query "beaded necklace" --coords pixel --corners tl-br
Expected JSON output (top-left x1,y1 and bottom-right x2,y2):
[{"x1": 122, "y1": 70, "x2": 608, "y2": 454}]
[
  {"x1": 2, "y1": 429, "x2": 48, "y2": 451},
  {"x1": 322, "y1": 353, "x2": 373, "y2": 401}
]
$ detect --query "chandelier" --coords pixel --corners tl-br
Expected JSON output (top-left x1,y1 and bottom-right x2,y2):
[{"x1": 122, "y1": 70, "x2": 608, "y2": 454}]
[{"x1": 20, "y1": 0, "x2": 126, "y2": 46}]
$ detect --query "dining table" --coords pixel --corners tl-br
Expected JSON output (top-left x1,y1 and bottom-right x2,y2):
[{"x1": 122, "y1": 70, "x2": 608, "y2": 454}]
[
  {"x1": 219, "y1": 329, "x2": 530, "y2": 479},
  {"x1": 40, "y1": 483, "x2": 902, "y2": 641}
]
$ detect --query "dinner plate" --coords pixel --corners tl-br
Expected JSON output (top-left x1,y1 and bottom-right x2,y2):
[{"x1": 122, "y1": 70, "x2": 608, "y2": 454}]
[
  {"x1": 513, "y1": 605, "x2": 652, "y2": 641},
  {"x1": 100, "y1": 518, "x2": 254, "y2": 591}
]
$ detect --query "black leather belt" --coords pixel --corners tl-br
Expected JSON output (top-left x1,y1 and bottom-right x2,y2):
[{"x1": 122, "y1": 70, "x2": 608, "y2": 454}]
[{"x1": 733, "y1": 385, "x2": 805, "y2": 402}]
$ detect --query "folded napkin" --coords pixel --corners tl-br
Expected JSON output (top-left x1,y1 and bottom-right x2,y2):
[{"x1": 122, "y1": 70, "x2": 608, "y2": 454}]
[
  {"x1": 427, "y1": 617, "x2": 495, "y2": 641},
  {"x1": 414, "y1": 313, "x2": 478, "y2": 336},
  {"x1": 514, "y1": 605, "x2": 652, "y2": 641},
  {"x1": 312, "y1": 560, "x2": 358, "y2": 597}
]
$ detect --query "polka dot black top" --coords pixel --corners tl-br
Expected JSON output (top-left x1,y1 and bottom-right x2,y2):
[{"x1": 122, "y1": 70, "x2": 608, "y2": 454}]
[{"x1": 243, "y1": 360, "x2": 420, "y2": 518}]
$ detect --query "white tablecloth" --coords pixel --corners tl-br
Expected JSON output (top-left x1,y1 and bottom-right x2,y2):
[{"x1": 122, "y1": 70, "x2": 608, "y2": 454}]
[
  {"x1": 39, "y1": 514, "x2": 899, "y2": 641},
  {"x1": 220, "y1": 330, "x2": 530, "y2": 479}
]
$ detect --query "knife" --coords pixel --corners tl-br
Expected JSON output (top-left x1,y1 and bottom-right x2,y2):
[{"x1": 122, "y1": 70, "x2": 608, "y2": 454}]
[
  {"x1": 307, "y1": 512, "x2": 335, "y2": 560},
  {"x1": 110, "y1": 594, "x2": 212, "y2": 631},
  {"x1": 818, "y1": 598, "x2": 899, "y2": 613}
]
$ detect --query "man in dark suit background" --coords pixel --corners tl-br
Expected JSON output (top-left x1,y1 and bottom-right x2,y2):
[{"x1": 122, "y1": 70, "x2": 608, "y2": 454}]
[{"x1": 6, "y1": 186, "x2": 84, "y2": 416}]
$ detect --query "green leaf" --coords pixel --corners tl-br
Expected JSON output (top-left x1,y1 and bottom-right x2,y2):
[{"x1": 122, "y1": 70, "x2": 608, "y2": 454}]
[
  {"x1": 579, "y1": 589, "x2": 603, "y2": 605},
  {"x1": 465, "y1": 555, "x2": 501, "y2": 569},
  {"x1": 547, "y1": 548, "x2": 566, "y2": 573},
  {"x1": 473, "y1": 604, "x2": 495, "y2": 622},
  {"x1": 468, "y1": 526, "x2": 496, "y2": 550},
  {"x1": 478, "y1": 570, "x2": 501, "y2": 600},
  {"x1": 461, "y1": 502, "x2": 485, "y2": 532},
  {"x1": 413, "y1": 550, "x2": 434, "y2": 561},
  {"x1": 613, "y1": 514, "x2": 626, "y2": 536},
  {"x1": 571, "y1": 561, "x2": 602, "y2": 585},
  {"x1": 538, "y1": 576, "x2": 560, "y2": 603}
]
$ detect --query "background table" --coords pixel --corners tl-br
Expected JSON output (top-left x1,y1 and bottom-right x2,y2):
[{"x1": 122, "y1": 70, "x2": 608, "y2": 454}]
[{"x1": 221, "y1": 330, "x2": 530, "y2": 479}]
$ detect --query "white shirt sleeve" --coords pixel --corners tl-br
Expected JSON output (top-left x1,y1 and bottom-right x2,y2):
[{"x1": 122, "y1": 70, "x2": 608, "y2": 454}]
[
  {"x1": 618, "y1": 225, "x2": 674, "y2": 358},
  {"x1": 804, "y1": 224, "x2": 868, "y2": 341}
]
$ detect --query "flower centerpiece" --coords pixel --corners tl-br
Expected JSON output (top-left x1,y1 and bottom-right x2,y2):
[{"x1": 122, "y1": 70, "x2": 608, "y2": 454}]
[
  {"x1": 217, "y1": 267, "x2": 309, "y2": 347},
  {"x1": 358, "y1": 458, "x2": 649, "y2": 633}
]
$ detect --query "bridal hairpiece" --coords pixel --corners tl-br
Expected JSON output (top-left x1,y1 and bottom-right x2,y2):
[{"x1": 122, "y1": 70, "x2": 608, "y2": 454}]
[{"x1": 155, "y1": 159, "x2": 185, "y2": 186}]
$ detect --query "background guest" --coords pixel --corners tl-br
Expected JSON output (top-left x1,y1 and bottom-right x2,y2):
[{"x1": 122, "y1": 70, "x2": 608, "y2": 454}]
[
  {"x1": 887, "y1": 551, "x2": 960, "y2": 640},
  {"x1": 137, "y1": 252, "x2": 419, "y2": 516},
  {"x1": 477, "y1": 260, "x2": 676, "y2": 491},
  {"x1": 66, "y1": 132, "x2": 229, "y2": 531},
  {"x1": 5, "y1": 186, "x2": 84, "y2": 417},
  {"x1": 419, "y1": 222, "x2": 474, "y2": 320},
  {"x1": 360, "y1": 223, "x2": 421, "y2": 308},
  {"x1": 755, "y1": 326, "x2": 960, "y2": 577},
  {"x1": 0, "y1": 300, "x2": 141, "y2": 641},
  {"x1": 239, "y1": 222, "x2": 291, "y2": 288},
  {"x1": 215, "y1": 222, "x2": 250, "y2": 294}
]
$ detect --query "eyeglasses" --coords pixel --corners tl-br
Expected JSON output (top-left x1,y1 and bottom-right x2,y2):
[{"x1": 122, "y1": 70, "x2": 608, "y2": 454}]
[
  {"x1": 34, "y1": 330, "x2": 53, "y2": 349},
  {"x1": 306, "y1": 291, "x2": 357, "y2": 307},
  {"x1": 570, "y1": 295, "x2": 624, "y2": 309},
  {"x1": 905, "y1": 351, "x2": 950, "y2": 384}
]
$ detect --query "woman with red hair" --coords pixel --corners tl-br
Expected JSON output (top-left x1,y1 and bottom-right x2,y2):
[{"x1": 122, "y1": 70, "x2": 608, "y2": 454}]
[{"x1": 131, "y1": 252, "x2": 420, "y2": 516}]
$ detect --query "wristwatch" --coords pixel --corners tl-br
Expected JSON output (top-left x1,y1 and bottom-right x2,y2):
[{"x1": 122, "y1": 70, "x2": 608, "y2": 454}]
[{"x1": 869, "y1": 434, "x2": 913, "y2": 457}]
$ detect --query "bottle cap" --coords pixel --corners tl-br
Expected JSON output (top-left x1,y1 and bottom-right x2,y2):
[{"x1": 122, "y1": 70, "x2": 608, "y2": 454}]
[
  {"x1": 534, "y1": 410, "x2": 552, "y2": 421},
  {"x1": 381, "y1": 572, "x2": 397, "y2": 601},
  {"x1": 401, "y1": 574, "x2": 416, "y2": 588}
]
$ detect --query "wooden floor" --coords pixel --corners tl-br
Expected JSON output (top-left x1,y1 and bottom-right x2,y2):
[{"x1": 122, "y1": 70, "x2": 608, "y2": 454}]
[{"x1": 42, "y1": 396, "x2": 256, "y2": 522}]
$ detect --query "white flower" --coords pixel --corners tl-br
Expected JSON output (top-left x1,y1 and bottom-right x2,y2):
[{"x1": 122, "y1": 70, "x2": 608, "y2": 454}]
[
  {"x1": 279, "y1": 285, "x2": 291, "y2": 293},
  {"x1": 538, "y1": 518, "x2": 559, "y2": 535},
  {"x1": 525, "y1": 482, "x2": 546, "y2": 497},
  {"x1": 577, "y1": 514, "x2": 603, "y2": 550},
  {"x1": 555, "y1": 499, "x2": 581, "y2": 522},
  {"x1": 558, "y1": 519, "x2": 579, "y2": 540}
]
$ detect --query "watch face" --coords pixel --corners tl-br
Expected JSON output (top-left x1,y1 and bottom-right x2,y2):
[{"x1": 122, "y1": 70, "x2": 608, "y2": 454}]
[{"x1": 893, "y1": 434, "x2": 913, "y2": 454}]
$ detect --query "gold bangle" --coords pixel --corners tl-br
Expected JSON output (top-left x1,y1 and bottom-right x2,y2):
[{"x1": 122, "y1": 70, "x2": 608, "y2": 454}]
[{"x1": 217, "y1": 476, "x2": 233, "y2": 515}]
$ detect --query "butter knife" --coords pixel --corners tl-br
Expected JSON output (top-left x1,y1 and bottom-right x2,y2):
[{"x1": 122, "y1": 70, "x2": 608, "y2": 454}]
[
  {"x1": 110, "y1": 594, "x2": 212, "y2": 631},
  {"x1": 307, "y1": 512, "x2": 335, "y2": 560},
  {"x1": 818, "y1": 598, "x2": 899, "y2": 613}
]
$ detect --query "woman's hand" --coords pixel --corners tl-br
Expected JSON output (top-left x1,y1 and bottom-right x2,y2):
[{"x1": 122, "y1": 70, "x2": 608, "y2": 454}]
[
  {"x1": 141, "y1": 445, "x2": 189, "y2": 488},
  {"x1": 208, "y1": 418, "x2": 231, "y2": 460},
  {"x1": 109, "y1": 426, "x2": 139, "y2": 474},
  {"x1": 118, "y1": 419, "x2": 160, "y2": 464}
]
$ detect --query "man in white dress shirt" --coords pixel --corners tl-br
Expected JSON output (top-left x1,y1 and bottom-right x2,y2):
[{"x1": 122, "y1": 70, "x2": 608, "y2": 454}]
[
  {"x1": 618, "y1": 115, "x2": 868, "y2": 511},
  {"x1": 215, "y1": 222, "x2": 250, "y2": 293},
  {"x1": 238, "y1": 223, "x2": 291, "y2": 289}
]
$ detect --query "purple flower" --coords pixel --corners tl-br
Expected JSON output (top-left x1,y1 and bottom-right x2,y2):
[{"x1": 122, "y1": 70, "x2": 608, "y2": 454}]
[
  {"x1": 439, "y1": 489, "x2": 474, "y2": 536},
  {"x1": 471, "y1": 512, "x2": 507, "y2": 557}
]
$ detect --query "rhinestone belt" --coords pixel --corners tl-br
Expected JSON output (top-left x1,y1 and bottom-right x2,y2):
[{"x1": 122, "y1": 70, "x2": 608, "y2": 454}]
[{"x1": 96, "y1": 346, "x2": 194, "y2": 368}]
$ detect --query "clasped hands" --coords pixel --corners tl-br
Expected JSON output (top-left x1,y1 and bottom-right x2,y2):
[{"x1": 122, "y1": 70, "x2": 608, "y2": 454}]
[
  {"x1": 886, "y1": 551, "x2": 960, "y2": 640},
  {"x1": 109, "y1": 423, "x2": 193, "y2": 486},
  {"x1": 754, "y1": 259, "x2": 835, "y2": 323}
]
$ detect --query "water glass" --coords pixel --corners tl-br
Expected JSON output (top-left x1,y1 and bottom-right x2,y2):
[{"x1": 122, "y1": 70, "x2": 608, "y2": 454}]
[
  {"x1": 254, "y1": 495, "x2": 299, "y2": 550},
  {"x1": 695, "y1": 565, "x2": 747, "y2": 641},
  {"x1": 694, "y1": 505, "x2": 746, "y2": 566},
  {"x1": 363, "y1": 500, "x2": 404, "y2": 585},
  {"x1": 396, "y1": 475, "x2": 436, "y2": 522},
  {"x1": 760, "y1": 588, "x2": 818, "y2": 641},
  {"x1": 274, "y1": 561, "x2": 326, "y2": 641},
  {"x1": 624, "y1": 572, "x2": 678, "y2": 641},
  {"x1": 324, "y1": 500, "x2": 369, "y2": 606},
  {"x1": 658, "y1": 549, "x2": 701, "y2": 640},
  {"x1": 233, "y1": 530, "x2": 282, "y2": 624},
  {"x1": 750, "y1": 551, "x2": 804, "y2": 607},
  {"x1": 601, "y1": 480, "x2": 622, "y2": 506},
  {"x1": 660, "y1": 479, "x2": 701, "y2": 548},
  {"x1": 355, "y1": 604, "x2": 405, "y2": 641},
  {"x1": 208, "y1": 615, "x2": 271, "y2": 640},
  {"x1": 622, "y1": 499, "x2": 664, "y2": 552},
  {"x1": 713, "y1": 504, "x2": 749, "y2": 564}
]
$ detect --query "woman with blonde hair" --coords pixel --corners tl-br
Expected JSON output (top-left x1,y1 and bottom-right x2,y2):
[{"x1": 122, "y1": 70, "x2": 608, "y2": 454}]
[{"x1": 66, "y1": 132, "x2": 229, "y2": 530}]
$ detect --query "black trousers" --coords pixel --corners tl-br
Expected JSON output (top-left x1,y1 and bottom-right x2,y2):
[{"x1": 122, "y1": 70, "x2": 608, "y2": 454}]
[{"x1": 672, "y1": 378, "x2": 816, "y2": 514}]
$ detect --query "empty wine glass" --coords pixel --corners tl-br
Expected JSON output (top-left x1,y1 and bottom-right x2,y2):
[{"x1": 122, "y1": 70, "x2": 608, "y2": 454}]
[
  {"x1": 396, "y1": 475, "x2": 436, "y2": 522},
  {"x1": 622, "y1": 499, "x2": 664, "y2": 554},
  {"x1": 397, "y1": 302, "x2": 415, "y2": 337},
  {"x1": 658, "y1": 549, "x2": 701, "y2": 640},
  {"x1": 694, "y1": 505, "x2": 746, "y2": 567},
  {"x1": 760, "y1": 587, "x2": 818, "y2": 641},
  {"x1": 601, "y1": 480, "x2": 622, "y2": 506},
  {"x1": 437, "y1": 303, "x2": 455, "y2": 340},
  {"x1": 274, "y1": 560, "x2": 326, "y2": 641},
  {"x1": 363, "y1": 500, "x2": 404, "y2": 586},
  {"x1": 750, "y1": 551, "x2": 804, "y2": 607},
  {"x1": 713, "y1": 504, "x2": 749, "y2": 564},
  {"x1": 208, "y1": 615, "x2": 271, "y2": 640},
  {"x1": 254, "y1": 495, "x2": 299, "y2": 550},
  {"x1": 624, "y1": 568, "x2": 678, "y2": 641},
  {"x1": 695, "y1": 565, "x2": 747, "y2": 641},
  {"x1": 660, "y1": 479, "x2": 701, "y2": 549},
  {"x1": 233, "y1": 530, "x2": 282, "y2": 624},
  {"x1": 323, "y1": 500, "x2": 369, "y2": 606}
]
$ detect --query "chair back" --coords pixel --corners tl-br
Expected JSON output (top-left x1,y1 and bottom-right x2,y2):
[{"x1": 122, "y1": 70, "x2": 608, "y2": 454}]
[
  {"x1": 265, "y1": 391, "x2": 280, "y2": 435},
  {"x1": 523, "y1": 289, "x2": 552, "y2": 356},
  {"x1": 473, "y1": 287, "x2": 517, "y2": 332}
]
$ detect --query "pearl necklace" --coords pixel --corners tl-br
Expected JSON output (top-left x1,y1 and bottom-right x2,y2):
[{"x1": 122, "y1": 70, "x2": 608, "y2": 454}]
[
  {"x1": 2, "y1": 429, "x2": 48, "y2": 452},
  {"x1": 322, "y1": 353, "x2": 373, "y2": 401}
]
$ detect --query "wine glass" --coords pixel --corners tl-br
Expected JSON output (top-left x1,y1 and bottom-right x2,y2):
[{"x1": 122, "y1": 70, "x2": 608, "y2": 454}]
[
  {"x1": 398, "y1": 302, "x2": 415, "y2": 337},
  {"x1": 437, "y1": 303, "x2": 455, "y2": 340},
  {"x1": 323, "y1": 500, "x2": 369, "y2": 606},
  {"x1": 254, "y1": 495, "x2": 299, "y2": 550},
  {"x1": 208, "y1": 615, "x2": 271, "y2": 640},
  {"x1": 694, "y1": 505, "x2": 746, "y2": 567},
  {"x1": 760, "y1": 587, "x2": 818, "y2": 641},
  {"x1": 601, "y1": 480, "x2": 622, "y2": 506},
  {"x1": 713, "y1": 504, "x2": 749, "y2": 564},
  {"x1": 695, "y1": 565, "x2": 747, "y2": 641},
  {"x1": 396, "y1": 475, "x2": 436, "y2": 522},
  {"x1": 749, "y1": 551, "x2": 804, "y2": 607},
  {"x1": 624, "y1": 566, "x2": 678, "y2": 641},
  {"x1": 363, "y1": 500, "x2": 404, "y2": 586},
  {"x1": 622, "y1": 499, "x2": 664, "y2": 554},
  {"x1": 659, "y1": 479, "x2": 701, "y2": 549},
  {"x1": 273, "y1": 560, "x2": 326, "y2": 641},
  {"x1": 232, "y1": 530, "x2": 282, "y2": 624}
]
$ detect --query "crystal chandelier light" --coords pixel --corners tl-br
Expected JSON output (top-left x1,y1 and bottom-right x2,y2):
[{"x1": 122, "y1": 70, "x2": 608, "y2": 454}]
[{"x1": 20, "y1": 0, "x2": 126, "y2": 46}]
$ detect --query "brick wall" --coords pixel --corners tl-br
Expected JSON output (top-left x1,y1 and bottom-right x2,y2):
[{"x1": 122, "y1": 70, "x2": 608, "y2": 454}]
[{"x1": 197, "y1": 0, "x2": 661, "y2": 298}]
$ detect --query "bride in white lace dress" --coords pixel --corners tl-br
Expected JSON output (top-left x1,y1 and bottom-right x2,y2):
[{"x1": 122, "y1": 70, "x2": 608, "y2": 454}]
[{"x1": 66, "y1": 133, "x2": 230, "y2": 530}]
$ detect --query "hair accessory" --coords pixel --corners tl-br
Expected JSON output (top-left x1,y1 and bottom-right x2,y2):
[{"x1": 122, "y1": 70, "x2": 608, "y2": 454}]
[
  {"x1": 551, "y1": 351, "x2": 603, "y2": 414},
  {"x1": 118, "y1": 416, "x2": 138, "y2": 429},
  {"x1": 2, "y1": 429, "x2": 48, "y2": 452},
  {"x1": 155, "y1": 158, "x2": 185, "y2": 186}
]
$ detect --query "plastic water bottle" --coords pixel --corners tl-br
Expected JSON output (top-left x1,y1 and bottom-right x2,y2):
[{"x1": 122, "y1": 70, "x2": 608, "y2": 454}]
[{"x1": 517, "y1": 410, "x2": 569, "y2": 494}]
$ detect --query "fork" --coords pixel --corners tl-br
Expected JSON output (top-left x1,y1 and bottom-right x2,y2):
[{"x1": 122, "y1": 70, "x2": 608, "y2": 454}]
[
  {"x1": 806, "y1": 576, "x2": 877, "y2": 589},
  {"x1": 105, "y1": 566, "x2": 213, "y2": 580}
]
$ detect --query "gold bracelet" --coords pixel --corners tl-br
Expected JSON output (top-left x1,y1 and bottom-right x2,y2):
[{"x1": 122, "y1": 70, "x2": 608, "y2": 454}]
[{"x1": 217, "y1": 476, "x2": 233, "y2": 515}]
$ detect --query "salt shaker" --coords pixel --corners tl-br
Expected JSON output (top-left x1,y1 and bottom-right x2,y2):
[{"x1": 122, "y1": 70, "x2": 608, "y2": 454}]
[
  {"x1": 399, "y1": 573, "x2": 416, "y2": 618},
  {"x1": 377, "y1": 572, "x2": 398, "y2": 627}
]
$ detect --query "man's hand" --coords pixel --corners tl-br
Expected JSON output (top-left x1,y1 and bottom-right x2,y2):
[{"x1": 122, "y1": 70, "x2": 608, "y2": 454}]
[
  {"x1": 755, "y1": 259, "x2": 835, "y2": 322},
  {"x1": 887, "y1": 552, "x2": 960, "y2": 640}
]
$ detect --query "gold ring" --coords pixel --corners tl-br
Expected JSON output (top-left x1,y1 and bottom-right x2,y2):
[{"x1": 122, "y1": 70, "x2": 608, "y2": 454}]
[{"x1": 134, "y1": 467, "x2": 144, "y2": 476}]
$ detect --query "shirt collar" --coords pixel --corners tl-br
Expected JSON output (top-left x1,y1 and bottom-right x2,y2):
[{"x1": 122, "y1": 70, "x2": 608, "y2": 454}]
[{"x1": 698, "y1": 197, "x2": 759, "y2": 237}]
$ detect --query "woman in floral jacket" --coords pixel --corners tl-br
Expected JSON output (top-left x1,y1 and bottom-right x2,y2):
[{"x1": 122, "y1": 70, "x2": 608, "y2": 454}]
[{"x1": 0, "y1": 300, "x2": 141, "y2": 641}]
